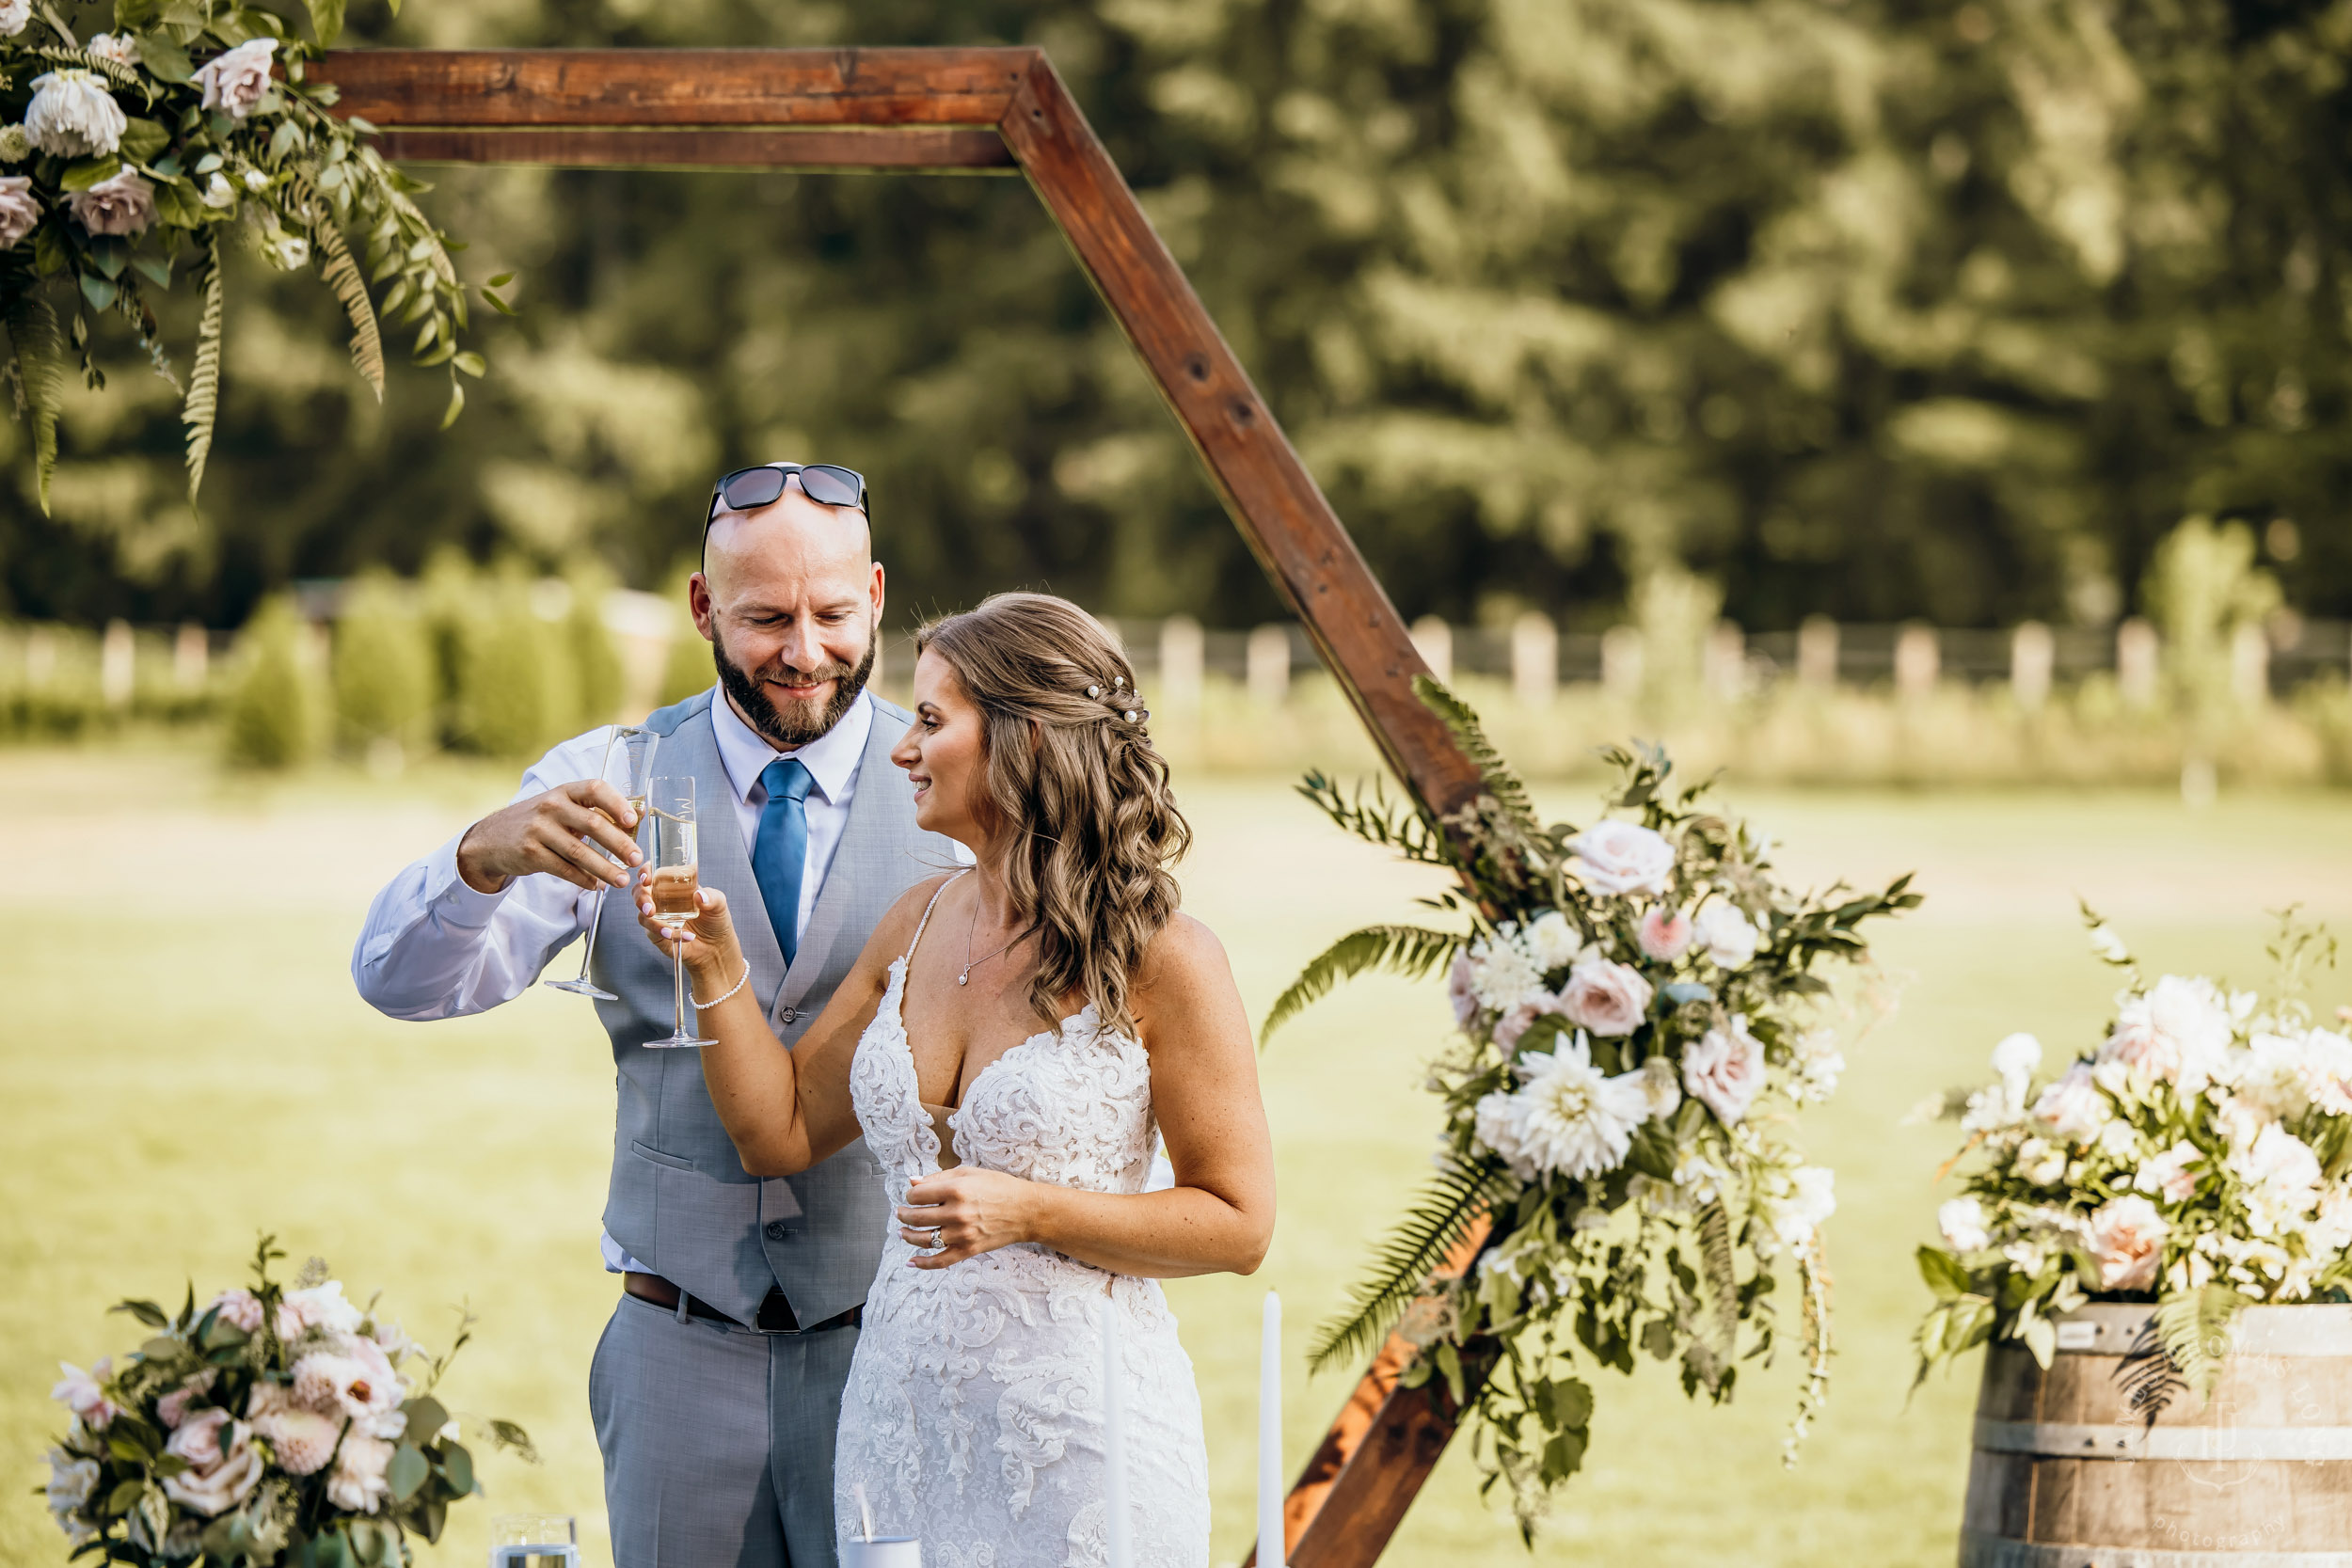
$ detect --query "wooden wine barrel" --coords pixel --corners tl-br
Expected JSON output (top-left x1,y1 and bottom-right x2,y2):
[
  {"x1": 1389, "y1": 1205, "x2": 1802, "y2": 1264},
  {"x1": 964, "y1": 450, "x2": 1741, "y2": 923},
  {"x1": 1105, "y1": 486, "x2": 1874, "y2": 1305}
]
[{"x1": 1963, "y1": 1303, "x2": 2352, "y2": 1566}]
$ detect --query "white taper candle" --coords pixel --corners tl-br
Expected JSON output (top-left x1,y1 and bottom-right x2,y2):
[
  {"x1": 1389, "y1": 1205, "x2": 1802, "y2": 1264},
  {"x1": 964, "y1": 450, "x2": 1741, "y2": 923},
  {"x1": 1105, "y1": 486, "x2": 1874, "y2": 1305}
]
[
  {"x1": 1102, "y1": 1295, "x2": 1132, "y2": 1568},
  {"x1": 1259, "y1": 1290, "x2": 1284, "y2": 1568}
]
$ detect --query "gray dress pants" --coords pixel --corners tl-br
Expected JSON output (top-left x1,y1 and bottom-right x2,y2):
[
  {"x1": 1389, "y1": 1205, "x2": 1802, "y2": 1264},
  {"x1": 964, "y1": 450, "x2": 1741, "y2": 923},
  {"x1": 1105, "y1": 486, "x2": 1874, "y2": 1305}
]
[{"x1": 589, "y1": 1291, "x2": 859, "y2": 1568}]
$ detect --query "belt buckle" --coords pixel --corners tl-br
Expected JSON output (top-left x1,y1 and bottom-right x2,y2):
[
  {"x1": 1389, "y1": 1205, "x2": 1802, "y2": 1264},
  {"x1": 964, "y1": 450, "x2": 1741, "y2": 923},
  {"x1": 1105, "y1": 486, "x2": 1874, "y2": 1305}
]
[{"x1": 753, "y1": 1289, "x2": 803, "y2": 1335}]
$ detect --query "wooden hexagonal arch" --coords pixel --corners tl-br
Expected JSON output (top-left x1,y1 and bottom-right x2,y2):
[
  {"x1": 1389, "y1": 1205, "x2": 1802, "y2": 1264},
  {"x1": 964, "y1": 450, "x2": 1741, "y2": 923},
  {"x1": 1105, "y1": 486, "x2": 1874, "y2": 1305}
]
[{"x1": 315, "y1": 46, "x2": 1489, "y2": 1568}]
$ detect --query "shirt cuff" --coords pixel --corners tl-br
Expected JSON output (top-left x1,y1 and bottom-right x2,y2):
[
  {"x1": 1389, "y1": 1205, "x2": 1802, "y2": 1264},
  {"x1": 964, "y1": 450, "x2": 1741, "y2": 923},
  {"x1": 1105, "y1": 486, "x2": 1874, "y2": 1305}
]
[{"x1": 424, "y1": 830, "x2": 512, "y2": 927}]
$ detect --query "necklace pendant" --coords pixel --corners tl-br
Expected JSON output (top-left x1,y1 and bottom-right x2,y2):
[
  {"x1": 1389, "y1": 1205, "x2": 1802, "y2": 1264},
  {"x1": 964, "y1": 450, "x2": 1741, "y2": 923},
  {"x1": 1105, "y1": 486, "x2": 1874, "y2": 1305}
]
[{"x1": 957, "y1": 972, "x2": 969, "y2": 986}]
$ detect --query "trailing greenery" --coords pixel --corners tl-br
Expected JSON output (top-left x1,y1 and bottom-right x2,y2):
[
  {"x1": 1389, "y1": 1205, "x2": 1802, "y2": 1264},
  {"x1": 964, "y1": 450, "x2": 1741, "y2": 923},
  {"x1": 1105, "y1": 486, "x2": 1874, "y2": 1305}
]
[{"x1": 1270, "y1": 682, "x2": 1916, "y2": 1533}]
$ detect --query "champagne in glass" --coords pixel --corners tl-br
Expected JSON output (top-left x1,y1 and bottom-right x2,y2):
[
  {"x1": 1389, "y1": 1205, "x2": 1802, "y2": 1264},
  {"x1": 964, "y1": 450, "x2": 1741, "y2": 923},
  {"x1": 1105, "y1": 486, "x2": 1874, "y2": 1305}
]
[
  {"x1": 545, "y1": 726, "x2": 659, "y2": 1001},
  {"x1": 644, "y1": 775, "x2": 716, "y2": 1049},
  {"x1": 488, "y1": 1513, "x2": 579, "y2": 1568}
]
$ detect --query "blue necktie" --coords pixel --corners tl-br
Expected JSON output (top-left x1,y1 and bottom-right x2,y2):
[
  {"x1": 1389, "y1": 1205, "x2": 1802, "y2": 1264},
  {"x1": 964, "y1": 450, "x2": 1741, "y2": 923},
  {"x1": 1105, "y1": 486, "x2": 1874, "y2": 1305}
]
[{"x1": 752, "y1": 757, "x2": 816, "y2": 966}]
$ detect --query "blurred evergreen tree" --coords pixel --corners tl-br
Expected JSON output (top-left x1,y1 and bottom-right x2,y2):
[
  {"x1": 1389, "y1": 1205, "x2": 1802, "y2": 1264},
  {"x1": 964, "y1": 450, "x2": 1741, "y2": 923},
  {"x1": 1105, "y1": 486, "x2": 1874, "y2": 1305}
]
[{"x1": 3, "y1": 0, "x2": 2347, "y2": 633}]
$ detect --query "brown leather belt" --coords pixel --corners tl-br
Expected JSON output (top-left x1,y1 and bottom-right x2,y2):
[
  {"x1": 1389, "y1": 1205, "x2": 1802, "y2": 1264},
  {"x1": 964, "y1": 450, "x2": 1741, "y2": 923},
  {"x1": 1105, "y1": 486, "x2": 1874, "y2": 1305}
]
[{"x1": 624, "y1": 1272, "x2": 862, "y2": 1335}]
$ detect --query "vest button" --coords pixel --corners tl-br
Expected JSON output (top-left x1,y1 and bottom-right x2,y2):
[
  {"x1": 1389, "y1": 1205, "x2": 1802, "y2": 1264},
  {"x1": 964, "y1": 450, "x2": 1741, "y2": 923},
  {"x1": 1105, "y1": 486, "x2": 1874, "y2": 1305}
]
[
  {"x1": 764, "y1": 1221, "x2": 789, "y2": 1243},
  {"x1": 779, "y1": 1006, "x2": 799, "y2": 1025}
]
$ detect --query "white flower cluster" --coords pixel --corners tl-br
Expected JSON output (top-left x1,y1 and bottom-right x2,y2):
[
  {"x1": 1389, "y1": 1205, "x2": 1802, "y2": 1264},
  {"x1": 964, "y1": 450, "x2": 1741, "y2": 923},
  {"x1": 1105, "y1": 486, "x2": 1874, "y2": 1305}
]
[
  {"x1": 1474, "y1": 1036, "x2": 1678, "y2": 1181},
  {"x1": 1934, "y1": 965, "x2": 2352, "y2": 1308}
]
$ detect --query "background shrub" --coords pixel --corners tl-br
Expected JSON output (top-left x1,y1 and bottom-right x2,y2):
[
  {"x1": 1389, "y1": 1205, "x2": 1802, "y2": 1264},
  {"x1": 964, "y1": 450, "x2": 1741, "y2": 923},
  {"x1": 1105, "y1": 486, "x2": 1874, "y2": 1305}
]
[{"x1": 222, "y1": 596, "x2": 321, "y2": 769}]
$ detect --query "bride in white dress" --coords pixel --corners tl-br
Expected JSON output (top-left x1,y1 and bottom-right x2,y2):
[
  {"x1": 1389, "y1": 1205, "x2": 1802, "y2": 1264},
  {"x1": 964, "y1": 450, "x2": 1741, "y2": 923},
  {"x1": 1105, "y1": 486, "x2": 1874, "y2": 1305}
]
[{"x1": 641, "y1": 592, "x2": 1275, "y2": 1568}]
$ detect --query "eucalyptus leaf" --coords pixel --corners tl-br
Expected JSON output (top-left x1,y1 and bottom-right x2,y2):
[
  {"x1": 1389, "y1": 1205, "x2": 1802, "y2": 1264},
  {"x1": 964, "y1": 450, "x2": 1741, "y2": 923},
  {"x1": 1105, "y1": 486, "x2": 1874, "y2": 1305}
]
[
  {"x1": 78, "y1": 273, "x2": 119, "y2": 311},
  {"x1": 137, "y1": 30, "x2": 196, "y2": 83},
  {"x1": 119, "y1": 119, "x2": 171, "y2": 165},
  {"x1": 60, "y1": 158, "x2": 124, "y2": 192}
]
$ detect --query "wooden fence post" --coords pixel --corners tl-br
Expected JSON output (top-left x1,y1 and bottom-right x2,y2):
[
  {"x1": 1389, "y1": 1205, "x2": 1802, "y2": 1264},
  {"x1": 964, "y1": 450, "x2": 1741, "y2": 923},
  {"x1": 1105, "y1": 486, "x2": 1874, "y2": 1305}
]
[
  {"x1": 173, "y1": 624, "x2": 210, "y2": 692},
  {"x1": 1797, "y1": 615, "x2": 1839, "y2": 688},
  {"x1": 1895, "y1": 624, "x2": 1940, "y2": 699},
  {"x1": 1510, "y1": 612, "x2": 1557, "y2": 710},
  {"x1": 1248, "y1": 625, "x2": 1293, "y2": 707},
  {"x1": 1409, "y1": 617, "x2": 1453, "y2": 685},
  {"x1": 2117, "y1": 619, "x2": 2160, "y2": 709},
  {"x1": 1600, "y1": 626, "x2": 1643, "y2": 698},
  {"x1": 101, "y1": 620, "x2": 135, "y2": 708},
  {"x1": 2010, "y1": 622, "x2": 2054, "y2": 713},
  {"x1": 1159, "y1": 615, "x2": 1204, "y2": 711}
]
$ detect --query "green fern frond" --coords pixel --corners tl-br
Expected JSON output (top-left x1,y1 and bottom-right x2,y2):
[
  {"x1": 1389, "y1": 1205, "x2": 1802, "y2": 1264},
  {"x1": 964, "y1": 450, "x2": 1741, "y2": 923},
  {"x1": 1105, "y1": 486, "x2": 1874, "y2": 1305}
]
[
  {"x1": 1414, "y1": 674, "x2": 1538, "y2": 832},
  {"x1": 182, "y1": 235, "x2": 224, "y2": 504},
  {"x1": 4, "y1": 288, "x2": 67, "y2": 515},
  {"x1": 1308, "y1": 1159, "x2": 1507, "y2": 1373},
  {"x1": 1262, "y1": 924, "x2": 1465, "y2": 1045},
  {"x1": 310, "y1": 199, "x2": 384, "y2": 399},
  {"x1": 2155, "y1": 1284, "x2": 2247, "y2": 1403},
  {"x1": 1699, "y1": 1201, "x2": 1739, "y2": 1354}
]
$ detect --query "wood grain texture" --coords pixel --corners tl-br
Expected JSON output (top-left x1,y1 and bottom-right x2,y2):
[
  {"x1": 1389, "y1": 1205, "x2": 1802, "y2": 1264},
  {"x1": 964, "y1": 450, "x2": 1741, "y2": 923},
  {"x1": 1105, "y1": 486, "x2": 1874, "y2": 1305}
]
[
  {"x1": 366, "y1": 126, "x2": 1015, "y2": 172},
  {"x1": 1963, "y1": 1310, "x2": 2352, "y2": 1556},
  {"x1": 995, "y1": 59, "x2": 1486, "y2": 820},
  {"x1": 310, "y1": 48, "x2": 1034, "y2": 127}
]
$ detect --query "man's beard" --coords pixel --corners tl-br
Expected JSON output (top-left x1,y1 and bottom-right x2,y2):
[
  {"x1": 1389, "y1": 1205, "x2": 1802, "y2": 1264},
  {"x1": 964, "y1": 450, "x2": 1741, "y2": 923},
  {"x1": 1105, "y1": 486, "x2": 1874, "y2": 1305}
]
[{"x1": 712, "y1": 624, "x2": 877, "y2": 748}]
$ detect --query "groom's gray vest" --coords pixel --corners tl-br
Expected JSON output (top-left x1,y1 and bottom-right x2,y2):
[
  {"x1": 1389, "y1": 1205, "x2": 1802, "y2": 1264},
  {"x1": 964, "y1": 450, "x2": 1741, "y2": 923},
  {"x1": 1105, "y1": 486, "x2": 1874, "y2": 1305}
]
[{"x1": 593, "y1": 688, "x2": 956, "y2": 1327}]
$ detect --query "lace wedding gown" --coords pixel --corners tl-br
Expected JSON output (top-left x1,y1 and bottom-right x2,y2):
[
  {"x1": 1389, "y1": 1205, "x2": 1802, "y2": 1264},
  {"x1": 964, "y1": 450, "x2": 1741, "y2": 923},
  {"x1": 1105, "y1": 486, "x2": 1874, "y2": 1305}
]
[{"x1": 834, "y1": 879, "x2": 1212, "y2": 1568}]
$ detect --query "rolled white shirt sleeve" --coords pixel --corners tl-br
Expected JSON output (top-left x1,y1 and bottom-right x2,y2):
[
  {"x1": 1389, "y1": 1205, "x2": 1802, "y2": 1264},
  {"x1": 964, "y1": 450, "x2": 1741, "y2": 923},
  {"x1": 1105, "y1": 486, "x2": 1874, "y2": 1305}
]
[{"x1": 351, "y1": 729, "x2": 620, "y2": 1021}]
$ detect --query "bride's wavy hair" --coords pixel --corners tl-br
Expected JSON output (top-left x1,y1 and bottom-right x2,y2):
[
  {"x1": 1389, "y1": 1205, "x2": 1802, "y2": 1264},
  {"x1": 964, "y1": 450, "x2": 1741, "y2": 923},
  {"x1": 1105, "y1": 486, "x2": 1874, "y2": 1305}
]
[{"x1": 915, "y1": 593, "x2": 1190, "y2": 1034}]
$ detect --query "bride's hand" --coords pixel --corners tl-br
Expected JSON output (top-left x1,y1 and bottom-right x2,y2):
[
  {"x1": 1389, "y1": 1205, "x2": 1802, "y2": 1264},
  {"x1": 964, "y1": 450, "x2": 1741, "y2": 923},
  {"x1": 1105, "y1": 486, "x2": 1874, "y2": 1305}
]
[
  {"x1": 898, "y1": 1168, "x2": 1035, "y2": 1269},
  {"x1": 635, "y1": 883, "x2": 742, "y2": 982}
]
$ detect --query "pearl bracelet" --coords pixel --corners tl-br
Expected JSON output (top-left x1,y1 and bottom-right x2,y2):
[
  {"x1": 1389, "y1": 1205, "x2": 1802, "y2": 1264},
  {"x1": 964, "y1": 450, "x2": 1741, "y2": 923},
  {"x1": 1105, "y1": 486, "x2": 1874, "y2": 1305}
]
[{"x1": 690, "y1": 960, "x2": 752, "y2": 1009}]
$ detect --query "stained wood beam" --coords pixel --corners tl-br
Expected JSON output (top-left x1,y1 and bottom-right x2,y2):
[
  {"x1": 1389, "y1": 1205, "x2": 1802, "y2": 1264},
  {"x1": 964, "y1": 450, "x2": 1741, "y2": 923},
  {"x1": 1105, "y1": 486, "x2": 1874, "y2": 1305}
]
[
  {"x1": 310, "y1": 47, "x2": 1033, "y2": 128},
  {"x1": 995, "y1": 60, "x2": 1484, "y2": 818},
  {"x1": 368, "y1": 127, "x2": 1016, "y2": 173}
]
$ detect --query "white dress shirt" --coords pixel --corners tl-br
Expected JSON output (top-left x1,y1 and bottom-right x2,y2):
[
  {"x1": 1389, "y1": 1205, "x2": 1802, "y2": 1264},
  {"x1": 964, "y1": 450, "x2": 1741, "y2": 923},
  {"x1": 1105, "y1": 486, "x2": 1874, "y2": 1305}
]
[{"x1": 352, "y1": 685, "x2": 886, "y2": 1275}]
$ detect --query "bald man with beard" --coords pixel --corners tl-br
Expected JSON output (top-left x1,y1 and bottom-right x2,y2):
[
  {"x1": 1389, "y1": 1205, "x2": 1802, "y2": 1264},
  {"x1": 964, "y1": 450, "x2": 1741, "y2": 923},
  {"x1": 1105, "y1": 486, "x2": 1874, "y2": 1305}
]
[{"x1": 355, "y1": 465, "x2": 963, "y2": 1568}]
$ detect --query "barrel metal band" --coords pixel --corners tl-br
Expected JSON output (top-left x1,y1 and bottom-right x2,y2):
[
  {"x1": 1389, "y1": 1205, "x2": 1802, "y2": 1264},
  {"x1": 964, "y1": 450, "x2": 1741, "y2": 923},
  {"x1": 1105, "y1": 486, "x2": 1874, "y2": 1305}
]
[
  {"x1": 1976, "y1": 1417, "x2": 2352, "y2": 1462},
  {"x1": 1961, "y1": 1527, "x2": 2352, "y2": 1567}
]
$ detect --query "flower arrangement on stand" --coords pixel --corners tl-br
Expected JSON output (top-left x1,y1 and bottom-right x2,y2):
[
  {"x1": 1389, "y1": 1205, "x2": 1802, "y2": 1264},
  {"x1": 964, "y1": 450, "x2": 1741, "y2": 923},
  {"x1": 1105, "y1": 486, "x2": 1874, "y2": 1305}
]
[
  {"x1": 0, "y1": 0, "x2": 504, "y2": 509},
  {"x1": 44, "y1": 1237, "x2": 534, "y2": 1567},
  {"x1": 1265, "y1": 682, "x2": 1917, "y2": 1534},
  {"x1": 1915, "y1": 910, "x2": 2350, "y2": 1392}
]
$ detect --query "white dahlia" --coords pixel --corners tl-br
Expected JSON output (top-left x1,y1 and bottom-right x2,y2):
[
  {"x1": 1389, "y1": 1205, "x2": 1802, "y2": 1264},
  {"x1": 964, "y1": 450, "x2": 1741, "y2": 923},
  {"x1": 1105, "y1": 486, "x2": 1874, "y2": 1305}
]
[
  {"x1": 1476, "y1": 1037, "x2": 1649, "y2": 1181},
  {"x1": 24, "y1": 71, "x2": 126, "y2": 158},
  {"x1": 1467, "y1": 929, "x2": 1546, "y2": 1015}
]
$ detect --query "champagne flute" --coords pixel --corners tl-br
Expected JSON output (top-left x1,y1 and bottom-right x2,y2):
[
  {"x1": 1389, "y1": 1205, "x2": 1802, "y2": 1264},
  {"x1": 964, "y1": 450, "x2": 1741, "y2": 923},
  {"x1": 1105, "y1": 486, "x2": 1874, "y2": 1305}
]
[
  {"x1": 544, "y1": 726, "x2": 659, "y2": 1001},
  {"x1": 644, "y1": 775, "x2": 717, "y2": 1049}
]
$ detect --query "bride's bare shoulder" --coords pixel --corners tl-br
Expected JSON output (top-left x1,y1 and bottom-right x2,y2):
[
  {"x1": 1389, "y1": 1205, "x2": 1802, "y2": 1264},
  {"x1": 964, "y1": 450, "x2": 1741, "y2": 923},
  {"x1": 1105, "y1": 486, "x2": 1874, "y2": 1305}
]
[
  {"x1": 854, "y1": 873, "x2": 966, "y2": 970},
  {"x1": 1133, "y1": 913, "x2": 1242, "y2": 1021}
]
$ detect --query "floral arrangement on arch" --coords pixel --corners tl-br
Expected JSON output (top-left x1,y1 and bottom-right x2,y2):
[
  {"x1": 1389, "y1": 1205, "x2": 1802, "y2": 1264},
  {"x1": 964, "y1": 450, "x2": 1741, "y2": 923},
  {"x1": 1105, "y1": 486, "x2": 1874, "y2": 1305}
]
[
  {"x1": 44, "y1": 1237, "x2": 534, "y2": 1567},
  {"x1": 1915, "y1": 911, "x2": 2351, "y2": 1395},
  {"x1": 0, "y1": 0, "x2": 507, "y2": 510},
  {"x1": 1264, "y1": 683, "x2": 1917, "y2": 1532}
]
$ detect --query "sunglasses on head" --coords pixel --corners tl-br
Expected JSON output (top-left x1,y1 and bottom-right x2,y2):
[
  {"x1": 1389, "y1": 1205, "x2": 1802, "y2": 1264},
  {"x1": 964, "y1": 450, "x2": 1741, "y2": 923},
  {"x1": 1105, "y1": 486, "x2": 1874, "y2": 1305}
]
[{"x1": 706, "y1": 462, "x2": 869, "y2": 522}]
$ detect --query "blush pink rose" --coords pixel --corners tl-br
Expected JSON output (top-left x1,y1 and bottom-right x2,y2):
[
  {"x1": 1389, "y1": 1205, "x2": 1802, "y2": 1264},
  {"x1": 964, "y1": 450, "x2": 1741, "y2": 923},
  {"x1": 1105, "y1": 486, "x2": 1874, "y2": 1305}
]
[
  {"x1": 1492, "y1": 992, "x2": 1556, "y2": 1052},
  {"x1": 2085, "y1": 1195, "x2": 2168, "y2": 1291},
  {"x1": 1681, "y1": 1017, "x2": 1765, "y2": 1125},
  {"x1": 2031, "y1": 1060, "x2": 2111, "y2": 1143},
  {"x1": 1567, "y1": 819, "x2": 1676, "y2": 896},
  {"x1": 1447, "y1": 952, "x2": 1477, "y2": 1028},
  {"x1": 1638, "y1": 905, "x2": 1692, "y2": 961},
  {"x1": 1559, "y1": 959, "x2": 1653, "y2": 1037},
  {"x1": 208, "y1": 1290, "x2": 263, "y2": 1335},
  {"x1": 64, "y1": 167, "x2": 152, "y2": 236},
  {"x1": 0, "y1": 176, "x2": 40, "y2": 251},
  {"x1": 196, "y1": 39, "x2": 277, "y2": 120},
  {"x1": 50, "y1": 1360, "x2": 117, "y2": 1431},
  {"x1": 159, "y1": 1408, "x2": 262, "y2": 1518}
]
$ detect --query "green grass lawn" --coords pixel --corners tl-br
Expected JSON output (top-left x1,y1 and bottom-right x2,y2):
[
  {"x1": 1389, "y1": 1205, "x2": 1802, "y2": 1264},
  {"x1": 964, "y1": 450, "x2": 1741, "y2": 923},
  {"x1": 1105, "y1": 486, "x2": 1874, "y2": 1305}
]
[{"x1": 3, "y1": 740, "x2": 2346, "y2": 1567}]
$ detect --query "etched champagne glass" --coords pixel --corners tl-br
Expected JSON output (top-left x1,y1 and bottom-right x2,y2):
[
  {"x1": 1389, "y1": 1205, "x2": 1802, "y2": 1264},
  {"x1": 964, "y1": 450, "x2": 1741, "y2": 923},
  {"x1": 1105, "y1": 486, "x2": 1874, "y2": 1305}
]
[
  {"x1": 644, "y1": 775, "x2": 717, "y2": 1049},
  {"x1": 544, "y1": 725, "x2": 659, "y2": 1001}
]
